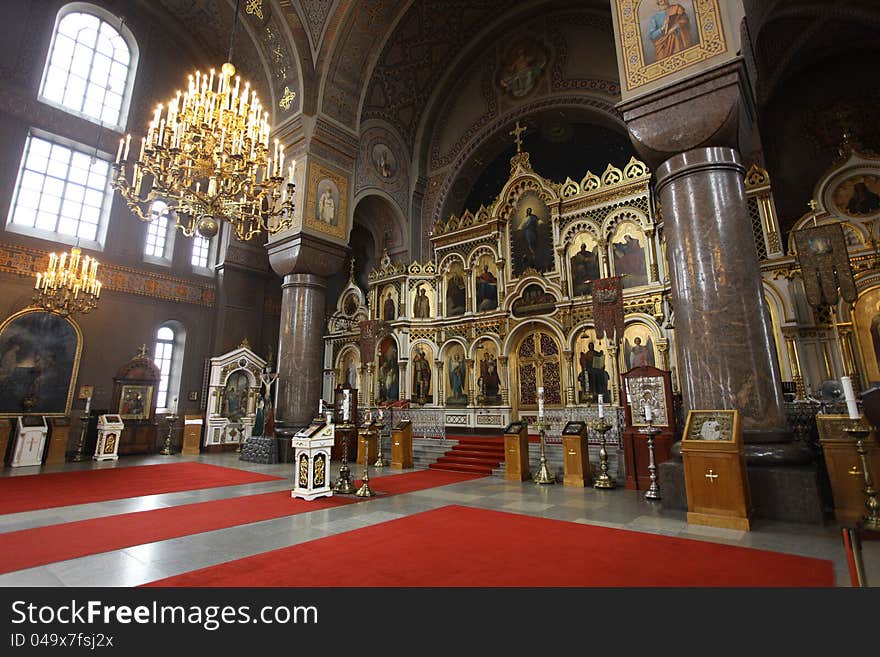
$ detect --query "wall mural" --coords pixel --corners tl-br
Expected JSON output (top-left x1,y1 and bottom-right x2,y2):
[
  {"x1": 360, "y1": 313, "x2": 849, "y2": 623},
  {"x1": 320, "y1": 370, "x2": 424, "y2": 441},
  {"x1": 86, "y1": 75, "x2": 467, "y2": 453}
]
[
  {"x1": 372, "y1": 143, "x2": 398, "y2": 179},
  {"x1": 0, "y1": 309, "x2": 81, "y2": 417},
  {"x1": 497, "y1": 36, "x2": 549, "y2": 99},
  {"x1": 510, "y1": 191, "x2": 553, "y2": 277}
]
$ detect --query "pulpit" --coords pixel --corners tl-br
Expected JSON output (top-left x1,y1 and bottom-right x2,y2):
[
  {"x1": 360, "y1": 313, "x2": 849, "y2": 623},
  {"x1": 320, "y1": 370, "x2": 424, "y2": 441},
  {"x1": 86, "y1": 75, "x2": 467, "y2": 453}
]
[
  {"x1": 391, "y1": 420, "x2": 413, "y2": 469},
  {"x1": 291, "y1": 417, "x2": 334, "y2": 501},
  {"x1": 94, "y1": 414, "x2": 124, "y2": 461},
  {"x1": 45, "y1": 417, "x2": 71, "y2": 464},
  {"x1": 181, "y1": 414, "x2": 204, "y2": 455},
  {"x1": 817, "y1": 414, "x2": 880, "y2": 527},
  {"x1": 681, "y1": 409, "x2": 751, "y2": 531},
  {"x1": 357, "y1": 424, "x2": 378, "y2": 465},
  {"x1": 561, "y1": 421, "x2": 592, "y2": 487},
  {"x1": 11, "y1": 416, "x2": 48, "y2": 467},
  {"x1": 504, "y1": 421, "x2": 530, "y2": 481}
]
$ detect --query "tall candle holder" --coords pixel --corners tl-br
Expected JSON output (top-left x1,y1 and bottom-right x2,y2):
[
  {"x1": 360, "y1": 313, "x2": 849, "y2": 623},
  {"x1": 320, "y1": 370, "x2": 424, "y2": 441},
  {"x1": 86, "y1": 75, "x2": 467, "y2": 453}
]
[
  {"x1": 843, "y1": 424, "x2": 880, "y2": 531},
  {"x1": 373, "y1": 411, "x2": 388, "y2": 467},
  {"x1": 638, "y1": 421, "x2": 662, "y2": 500},
  {"x1": 70, "y1": 412, "x2": 90, "y2": 462},
  {"x1": 533, "y1": 416, "x2": 556, "y2": 485},
  {"x1": 355, "y1": 440, "x2": 377, "y2": 498},
  {"x1": 333, "y1": 422, "x2": 357, "y2": 494},
  {"x1": 159, "y1": 413, "x2": 178, "y2": 455},
  {"x1": 592, "y1": 418, "x2": 616, "y2": 489}
]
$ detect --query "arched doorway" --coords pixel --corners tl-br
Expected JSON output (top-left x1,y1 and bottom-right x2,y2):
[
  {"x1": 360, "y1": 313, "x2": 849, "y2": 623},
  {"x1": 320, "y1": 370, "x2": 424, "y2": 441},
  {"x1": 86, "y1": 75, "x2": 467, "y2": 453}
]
[{"x1": 513, "y1": 326, "x2": 562, "y2": 414}]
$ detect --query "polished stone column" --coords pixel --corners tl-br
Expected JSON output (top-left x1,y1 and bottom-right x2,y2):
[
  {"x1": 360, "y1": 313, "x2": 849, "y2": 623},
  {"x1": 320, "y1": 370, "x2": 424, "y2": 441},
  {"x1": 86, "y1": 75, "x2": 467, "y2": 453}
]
[
  {"x1": 655, "y1": 147, "x2": 786, "y2": 437},
  {"x1": 276, "y1": 273, "x2": 327, "y2": 426}
]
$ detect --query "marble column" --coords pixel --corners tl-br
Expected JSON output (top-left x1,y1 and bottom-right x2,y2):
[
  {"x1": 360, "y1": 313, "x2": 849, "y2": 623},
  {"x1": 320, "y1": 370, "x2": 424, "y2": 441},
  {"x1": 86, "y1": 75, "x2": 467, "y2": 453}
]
[
  {"x1": 276, "y1": 273, "x2": 327, "y2": 425},
  {"x1": 655, "y1": 147, "x2": 786, "y2": 437}
]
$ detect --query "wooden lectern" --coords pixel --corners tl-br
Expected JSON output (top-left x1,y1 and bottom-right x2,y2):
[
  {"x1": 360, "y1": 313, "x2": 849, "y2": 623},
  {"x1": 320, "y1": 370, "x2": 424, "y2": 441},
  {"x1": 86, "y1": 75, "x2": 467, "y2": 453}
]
[
  {"x1": 391, "y1": 420, "x2": 413, "y2": 469},
  {"x1": 0, "y1": 419, "x2": 11, "y2": 466},
  {"x1": 181, "y1": 414, "x2": 204, "y2": 456},
  {"x1": 357, "y1": 425, "x2": 378, "y2": 465},
  {"x1": 817, "y1": 414, "x2": 880, "y2": 527},
  {"x1": 622, "y1": 366, "x2": 675, "y2": 490},
  {"x1": 681, "y1": 409, "x2": 751, "y2": 531},
  {"x1": 561, "y1": 421, "x2": 592, "y2": 487},
  {"x1": 45, "y1": 417, "x2": 71, "y2": 464},
  {"x1": 504, "y1": 421, "x2": 530, "y2": 481}
]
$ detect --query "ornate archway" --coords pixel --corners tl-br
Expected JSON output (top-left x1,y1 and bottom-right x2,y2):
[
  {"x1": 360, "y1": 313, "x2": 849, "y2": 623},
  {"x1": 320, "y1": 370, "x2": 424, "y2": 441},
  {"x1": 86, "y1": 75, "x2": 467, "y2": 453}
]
[{"x1": 514, "y1": 327, "x2": 562, "y2": 413}]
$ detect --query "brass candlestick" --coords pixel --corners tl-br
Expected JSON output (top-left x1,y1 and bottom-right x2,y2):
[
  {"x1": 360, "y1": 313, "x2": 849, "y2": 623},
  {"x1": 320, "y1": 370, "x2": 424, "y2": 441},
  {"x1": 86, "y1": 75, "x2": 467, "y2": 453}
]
[
  {"x1": 356, "y1": 439, "x2": 376, "y2": 498},
  {"x1": 592, "y1": 418, "x2": 616, "y2": 489},
  {"x1": 70, "y1": 412, "x2": 90, "y2": 462},
  {"x1": 639, "y1": 422, "x2": 661, "y2": 500},
  {"x1": 373, "y1": 420, "x2": 388, "y2": 467},
  {"x1": 160, "y1": 413, "x2": 178, "y2": 455},
  {"x1": 533, "y1": 417, "x2": 556, "y2": 484},
  {"x1": 844, "y1": 425, "x2": 880, "y2": 531},
  {"x1": 333, "y1": 423, "x2": 356, "y2": 494}
]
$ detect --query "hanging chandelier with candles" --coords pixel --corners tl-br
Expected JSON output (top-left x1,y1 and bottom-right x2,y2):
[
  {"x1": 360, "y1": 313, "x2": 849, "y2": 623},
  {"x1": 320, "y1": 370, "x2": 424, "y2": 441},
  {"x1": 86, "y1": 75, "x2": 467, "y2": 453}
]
[
  {"x1": 111, "y1": 1, "x2": 295, "y2": 243},
  {"x1": 33, "y1": 245, "x2": 102, "y2": 316}
]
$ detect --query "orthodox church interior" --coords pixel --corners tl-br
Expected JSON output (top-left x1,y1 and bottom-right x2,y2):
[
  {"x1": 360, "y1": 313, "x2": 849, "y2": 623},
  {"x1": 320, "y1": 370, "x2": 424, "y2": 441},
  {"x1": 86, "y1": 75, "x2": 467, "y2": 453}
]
[{"x1": 1, "y1": 0, "x2": 879, "y2": 589}]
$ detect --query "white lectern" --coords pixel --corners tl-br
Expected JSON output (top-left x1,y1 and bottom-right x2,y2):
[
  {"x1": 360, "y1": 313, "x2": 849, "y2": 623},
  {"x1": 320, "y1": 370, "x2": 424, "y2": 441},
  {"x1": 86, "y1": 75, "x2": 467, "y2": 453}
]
[
  {"x1": 11, "y1": 416, "x2": 48, "y2": 467},
  {"x1": 291, "y1": 413, "x2": 335, "y2": 501},
  {"x1": 94, "y1": 414, "x2": 124, "y2": 461}
]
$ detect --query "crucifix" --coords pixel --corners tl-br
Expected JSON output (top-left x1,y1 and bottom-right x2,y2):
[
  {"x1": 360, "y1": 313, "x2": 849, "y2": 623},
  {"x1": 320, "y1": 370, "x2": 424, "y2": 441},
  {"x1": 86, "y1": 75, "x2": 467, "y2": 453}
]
[
  {"x1": 510, "y1": 121, "x2": 526, "y2": 153},
  {"x1": 137, "y1": 344, "x2": 148, "y2": 358}
]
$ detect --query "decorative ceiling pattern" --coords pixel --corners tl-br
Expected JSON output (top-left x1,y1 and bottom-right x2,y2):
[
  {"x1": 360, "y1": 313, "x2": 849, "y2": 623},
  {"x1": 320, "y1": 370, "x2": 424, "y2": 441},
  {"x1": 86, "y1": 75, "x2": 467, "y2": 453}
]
[
  {"x1": 361, "y1": 0, "x2": 512, "y2": 147},
  {"x1": 300, "y1": 0, "x2": 335, "y2": 51}
]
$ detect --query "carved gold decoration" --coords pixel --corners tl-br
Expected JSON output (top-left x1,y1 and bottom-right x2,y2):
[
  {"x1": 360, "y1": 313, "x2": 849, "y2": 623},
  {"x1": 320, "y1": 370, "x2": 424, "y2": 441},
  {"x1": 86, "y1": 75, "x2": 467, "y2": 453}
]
[
  {"x1": 279, "y1": 86, "x2": 297, "y2": 110},
  {"x1": 305, "y1": 160, "x2": 349, "y2": 241}
]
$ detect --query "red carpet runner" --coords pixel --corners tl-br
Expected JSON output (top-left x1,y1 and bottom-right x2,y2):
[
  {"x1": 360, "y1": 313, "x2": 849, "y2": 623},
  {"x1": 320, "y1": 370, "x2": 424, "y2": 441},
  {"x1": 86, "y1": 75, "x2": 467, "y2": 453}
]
[
  {"x1": 0, "y1": 470, "x2": 482, "y2": 574},
  {"x1": 429, "y1": 436, "x2": 506, "y2": 475},
  {"x1": 144, "y1": 505, "x2": 835, "y2": 587},
  {"x1": 0, "y1": 463, "x2": 285, "y2": 515}
]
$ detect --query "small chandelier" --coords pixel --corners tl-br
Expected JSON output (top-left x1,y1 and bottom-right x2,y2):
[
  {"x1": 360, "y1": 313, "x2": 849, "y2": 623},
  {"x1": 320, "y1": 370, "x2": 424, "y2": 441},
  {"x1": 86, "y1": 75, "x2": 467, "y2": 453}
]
[
  {"x1": 111, "y1": 3, "x2": 295, "y2": 242},
  {"x1": 33, "y1": 245, "x2": 102, "y2": 316}
]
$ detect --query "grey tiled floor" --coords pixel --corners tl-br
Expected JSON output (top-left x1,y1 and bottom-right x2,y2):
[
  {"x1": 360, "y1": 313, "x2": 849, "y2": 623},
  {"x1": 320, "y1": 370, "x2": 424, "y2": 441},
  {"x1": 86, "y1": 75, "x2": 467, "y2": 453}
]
[{"x1": 1, "y1": 452, "x2": 877, "y2": 587}]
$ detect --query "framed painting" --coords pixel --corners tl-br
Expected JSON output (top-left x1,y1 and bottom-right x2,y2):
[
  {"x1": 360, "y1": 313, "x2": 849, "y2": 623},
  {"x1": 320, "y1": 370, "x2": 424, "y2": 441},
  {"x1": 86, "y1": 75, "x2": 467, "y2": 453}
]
[
  {"x1": 305, "y1": 161, "x2": 349, "y2": 241},
  {"x1": 0, "y1": 309, "x2": 82, "y2": 418},
  {"x1": 509, "y1": 191, "x2": 553, "y2": 277},
  {"x1": 682, "y1": 409, "x2": 740, "y2": 444},
  {"x1": 615, "y1": 0, "x2": 727, "y2": 92},
  {"x1": 118, "y1": 384, "x2": 153, "y2": 420}
]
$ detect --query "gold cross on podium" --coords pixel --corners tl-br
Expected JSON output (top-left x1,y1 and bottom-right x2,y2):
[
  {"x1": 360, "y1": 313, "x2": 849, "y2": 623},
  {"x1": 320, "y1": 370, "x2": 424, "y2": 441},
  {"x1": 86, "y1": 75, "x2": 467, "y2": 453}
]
[
  {"x1": 510, "y1": 121, "x2": 526, "y2": 153},
  {"x1": 137, "y1": 344, "x2": 148, "y2": 358}
]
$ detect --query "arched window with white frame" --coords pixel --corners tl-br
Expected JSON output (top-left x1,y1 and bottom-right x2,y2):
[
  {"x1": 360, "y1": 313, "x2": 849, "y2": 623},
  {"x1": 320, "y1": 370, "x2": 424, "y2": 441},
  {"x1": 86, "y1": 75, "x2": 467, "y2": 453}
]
[
  {"x1": 40, "y1": 4, "x2": 139, "y2": 130},
  {"x1": 153, "y1": 321, "x2": 186, "y2": 411},
  {"x1": 144, "y1": 200, "x2": 175, "y2": 264}
]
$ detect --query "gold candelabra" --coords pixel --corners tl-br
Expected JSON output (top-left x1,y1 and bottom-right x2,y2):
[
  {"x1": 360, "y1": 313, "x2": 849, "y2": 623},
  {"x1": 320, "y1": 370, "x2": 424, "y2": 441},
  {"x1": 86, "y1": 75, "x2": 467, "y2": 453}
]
[
  {"x1": 333, "y1": 423, "x2": 356, "y2": 494},
  {"x1": 592, "y1": 418, "x2": 616, "y2": 489},
  {"x1": 638, "y1": 422, "x2": 662, "y2": 500},
  {"x1": 160, "y1": 413, "x2": 178, "y2": 455},
  {"x1": 33, "y1": 246, "x2": 102, "y2": 316},
  {"x1": 532, "y1": 417, "x2": 556, "y2": 485},
  {"x1": 373, "y1": 414, "x2": 388, "y2": 467},
  {"x1": 355, "y1": 441, "x2": 376, "y2": 498},
  {"x1": 843, "y1": 425, "x2": 880, "y2": 531},
  {"x1": 70, "y1": 411, "x2": 90, "y2": 462}
]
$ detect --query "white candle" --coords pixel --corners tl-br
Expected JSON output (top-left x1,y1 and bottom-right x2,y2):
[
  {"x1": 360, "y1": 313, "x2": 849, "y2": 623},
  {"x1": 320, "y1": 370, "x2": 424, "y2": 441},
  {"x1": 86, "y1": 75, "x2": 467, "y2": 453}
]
[
  {"x1": 171, "y1": 396, "x2": 178, "y2": 414},
  {"x1": 84, "y1": 396, "x2": 91, "y2": 416},
  {"x1": 318, "y1": 398, "x2": 324, "y2": 416},
  {"x1": 537, "y1": 386, "x2": 544, "y2": 418},
  {"x1": 342, "y1": 389, "x2": 351, "y2": 422},
  {"x1": 598, "y1": 394, "x2": 604, "y2": 419},
  {"x1": 644, "y1": 404, "x2": 652, "y2": 422},
  {"x1": 841, "y1": 376, "x2": 860, "y2": 419}
]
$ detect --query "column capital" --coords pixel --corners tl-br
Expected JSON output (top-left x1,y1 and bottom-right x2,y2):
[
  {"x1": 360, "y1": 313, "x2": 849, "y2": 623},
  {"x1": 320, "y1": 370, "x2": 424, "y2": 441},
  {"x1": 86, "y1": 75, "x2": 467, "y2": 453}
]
[{"x1": 267, "y1": 231, "x2": 348, "y2": 278}]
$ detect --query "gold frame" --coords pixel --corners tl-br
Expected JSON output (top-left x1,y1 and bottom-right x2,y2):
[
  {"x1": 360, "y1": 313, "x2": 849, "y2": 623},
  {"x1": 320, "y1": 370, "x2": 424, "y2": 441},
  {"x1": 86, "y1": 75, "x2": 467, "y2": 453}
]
[
  {"x1": 0, "y1": 307, "x2": 83, "y2": 418},
  {"x1": 615, "y1": 0, "x2": 727, "y2": 92},
  {"x1": 118, "y1": 384, "x2": 153, "y2": 420},
  {"x1": 682, "y1": 409, "x2": 740, "y2": 446},
  {"x1": 305, "y1": 160, "x2": 349, "y2": 241}
]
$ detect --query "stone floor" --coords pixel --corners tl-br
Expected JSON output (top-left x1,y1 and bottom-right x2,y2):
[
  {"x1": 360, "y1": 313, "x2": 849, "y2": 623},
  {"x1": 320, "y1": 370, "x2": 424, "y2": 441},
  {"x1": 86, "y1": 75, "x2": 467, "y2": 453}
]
[{"x1": 0, "y1": 450, "x2": 877, "y2": 587}]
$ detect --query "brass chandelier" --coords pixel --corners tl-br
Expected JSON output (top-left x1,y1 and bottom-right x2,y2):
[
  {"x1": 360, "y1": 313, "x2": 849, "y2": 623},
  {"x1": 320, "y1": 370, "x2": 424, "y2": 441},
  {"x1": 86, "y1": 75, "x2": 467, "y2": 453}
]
[
  {"x1": 33, "y1": 245, "x2": 102, "y2": 316},
  {"x1": 111, "y1": 1, "x2": 294, "y2": 242}
]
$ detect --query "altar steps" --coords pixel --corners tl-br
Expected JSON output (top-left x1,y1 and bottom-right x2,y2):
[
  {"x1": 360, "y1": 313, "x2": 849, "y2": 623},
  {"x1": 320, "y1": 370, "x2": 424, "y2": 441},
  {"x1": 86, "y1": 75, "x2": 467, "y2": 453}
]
[{"x1": 428, "y1": 437, "x2": 506, "y2": 475}]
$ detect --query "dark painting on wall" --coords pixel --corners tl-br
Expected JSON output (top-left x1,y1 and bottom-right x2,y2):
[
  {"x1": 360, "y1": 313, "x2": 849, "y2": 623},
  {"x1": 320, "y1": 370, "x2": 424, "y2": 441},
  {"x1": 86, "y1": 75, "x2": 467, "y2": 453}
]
[
  {"x1": 510, "y1": 192, "x2": 553, "y2": 277},
  {"x1": 377, "y1": 336, "x2": 399, "y2": 403},
  {"x1": 0, "y1": 309, "x2": 81, "y2": 417}
]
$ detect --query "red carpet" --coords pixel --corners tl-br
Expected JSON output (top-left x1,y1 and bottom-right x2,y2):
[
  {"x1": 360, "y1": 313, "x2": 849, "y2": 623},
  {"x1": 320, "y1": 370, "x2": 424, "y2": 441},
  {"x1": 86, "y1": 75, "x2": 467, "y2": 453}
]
[
  {"x1": 144, "y1": 505, "x2": 835, "y2": 587},
  {"x1": 0, "y1": 463, "x2": 284, "y2": 515},
  {"x1": 0, "y1": 470, "x2": 482, "y2": 574},
  {"x1": 429, "y1": 437, "x2": 506, "y2": 475}
]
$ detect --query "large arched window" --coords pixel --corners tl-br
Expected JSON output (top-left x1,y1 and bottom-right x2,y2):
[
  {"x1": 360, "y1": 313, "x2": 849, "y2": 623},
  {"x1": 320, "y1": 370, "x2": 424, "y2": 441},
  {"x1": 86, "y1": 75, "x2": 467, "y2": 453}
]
[
  {"x1": 144, "y1": 200, "x2": 174, "y2": 263},
  {"x1": 40, "y1": 4, "x2": 138, "y2": 129},
  {"x1": 154, "y1": 322, "x2": 186, "y2": 411}
]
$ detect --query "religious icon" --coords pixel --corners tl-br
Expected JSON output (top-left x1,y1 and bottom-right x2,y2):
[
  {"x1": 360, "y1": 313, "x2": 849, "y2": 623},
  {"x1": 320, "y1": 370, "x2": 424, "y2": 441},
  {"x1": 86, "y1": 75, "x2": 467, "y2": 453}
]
[
  {"x1": 577, "y1": 331, "x2": 609, "y2": 403},
  {"x1": 221, "y1": 371, "x2": 249, "y2": 423},
  {"x1": 316, "y1": 179, "x2": 338, "y2": 225},
  {"x1": 382, "y1": 288, "x2": 396, "y2": 321},
  {"x1": 510, "y1": 192, "x2": 553, "y2": 277},
  {"x1": 343, "y1": 292, "x2": 358, "y2": 317},
  {"x1": 413, "y1": 285, "x2": 432, "y2": 318},
  {"x1": 569, "y1": 237, "x2": 601, "y2": 297},
  {"x1": 446, "y1": 344, "x2": 468, "y2": 406},
  {"x1": 474, "y1": 255, "x2": 498, "y2": 312},
  {"x1": 476, "y1": 341, "x2": 501, "y2": 405},
  {"x1": 371, "y1": 143, "x2": 397, "y2": 179},
  {"x1": 376, "y1": 337, "x2": 399, "y2": 403},
  {"x1": 624, "y1": 332, "x2": 656, "y2": 370},
  {"x1": 511, "y1": 284, "x2": 556, "y2": 318},
  {"x1": 411, "y1": 346, "x2": 433, "y2": 404},
  {"x1": 833, "y1": 175, "x2": 880, "y2": 218},
  {"x1": 642, "y1": 0, "x2": 696, "y2": 65},
  {"x1": 611, "y1": 227, "x2": 648, "y2": 288},
  {"x1": 445, "y1": 262, "x2": 467, "y2": 317},
  {"x1": 119, "y1": 384, "x2": 152, "y2": 420},
  {"x1": 498, "y1": 37, "x2": 548, "y2": 99}
]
